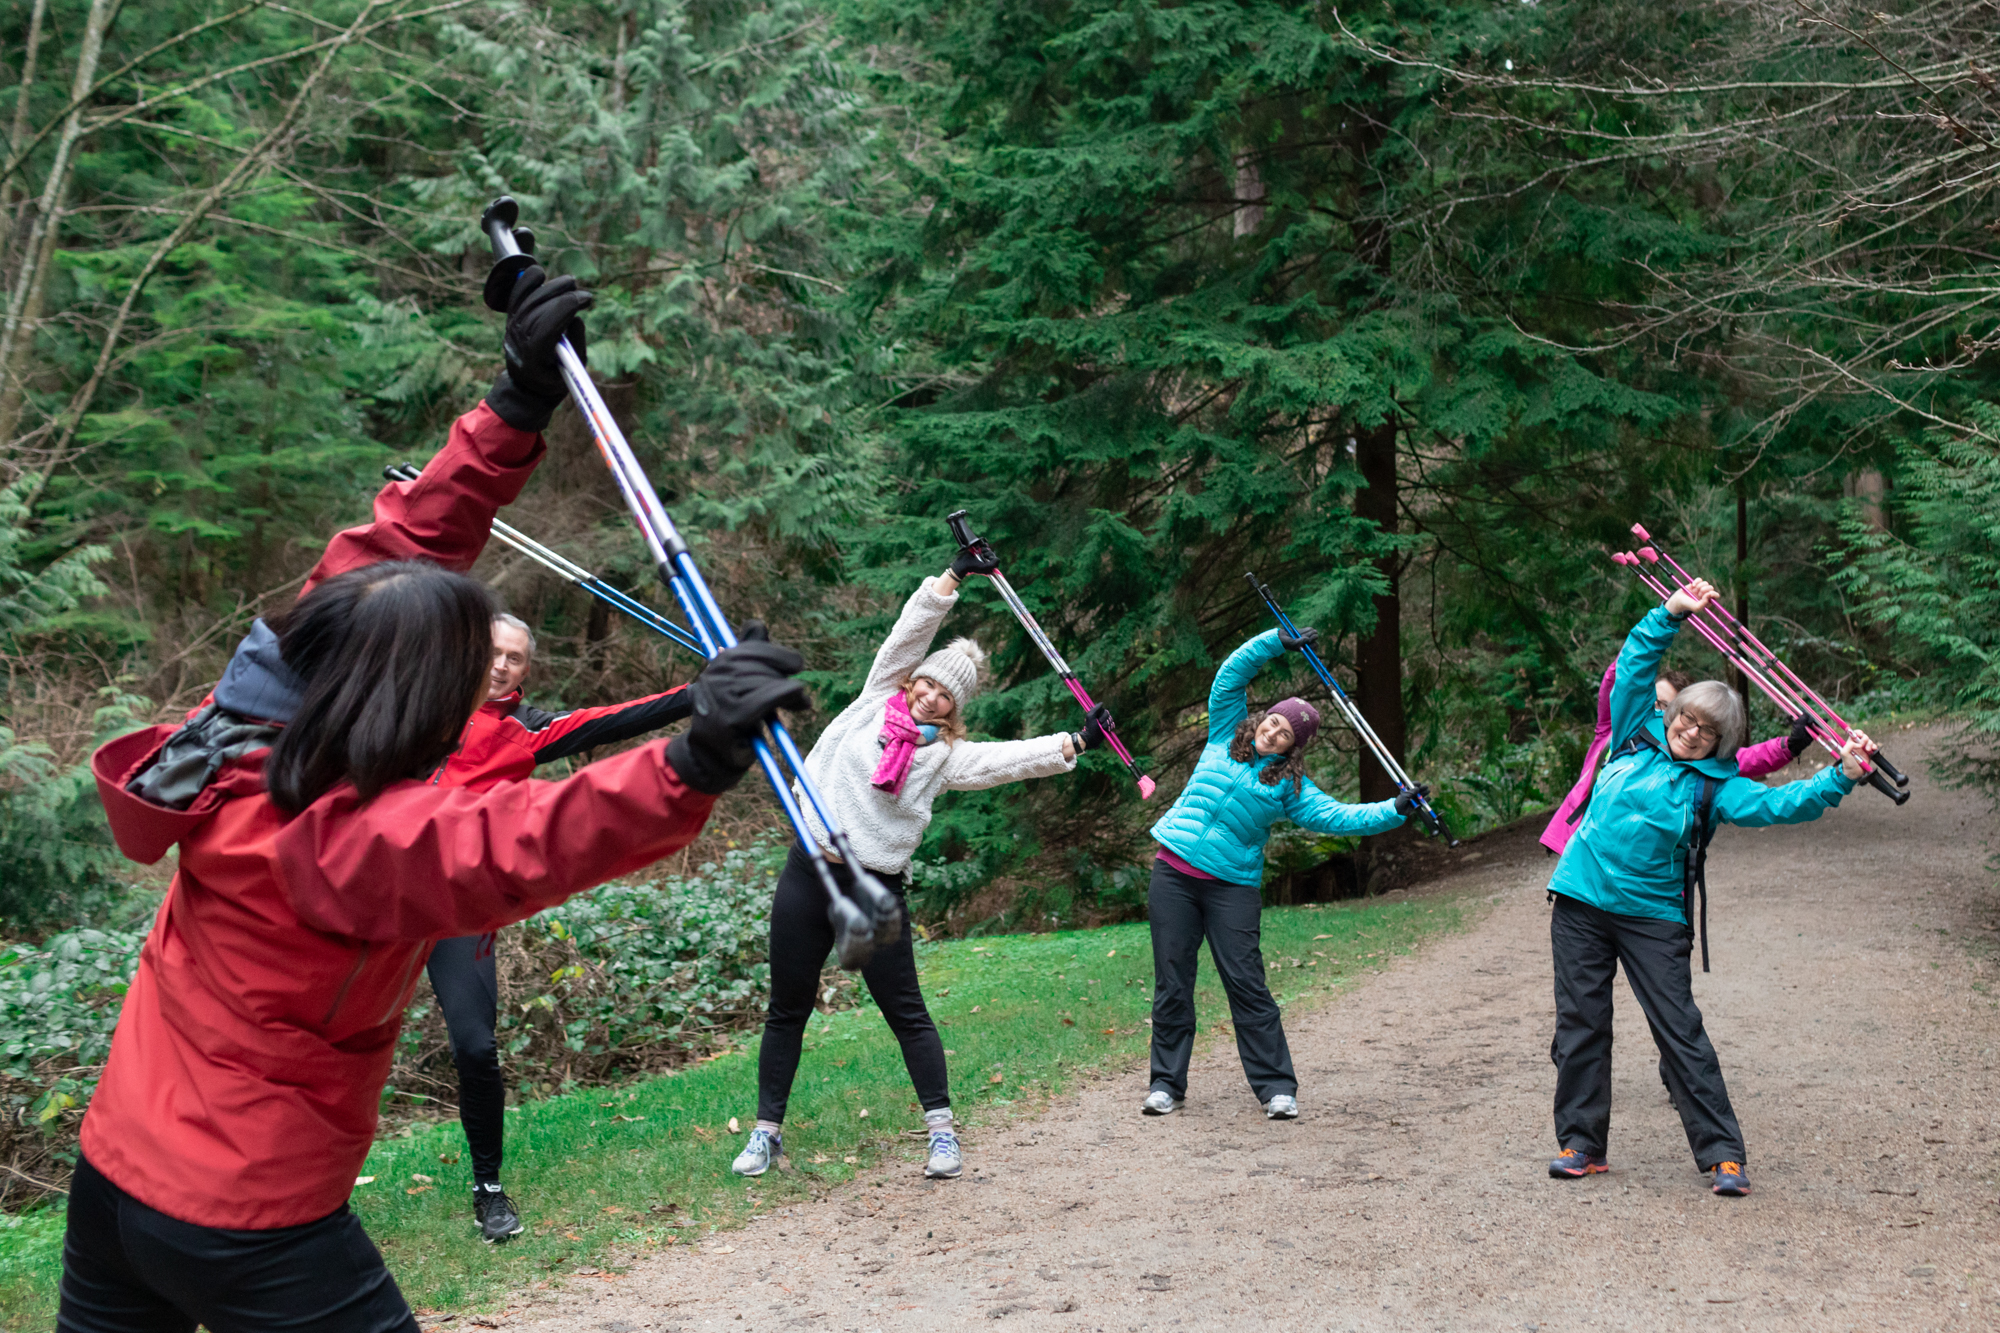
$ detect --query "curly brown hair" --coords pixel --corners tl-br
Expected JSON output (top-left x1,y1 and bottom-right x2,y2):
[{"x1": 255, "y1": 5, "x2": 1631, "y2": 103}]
[{"x1": 1228, "y1": 711, "x2": 1311, "y2": 792}]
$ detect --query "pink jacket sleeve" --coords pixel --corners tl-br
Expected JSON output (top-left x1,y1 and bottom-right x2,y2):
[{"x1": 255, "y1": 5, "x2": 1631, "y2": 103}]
[{"x1": 1734, "y1": 734, "x2": 1798, "y2": 780}]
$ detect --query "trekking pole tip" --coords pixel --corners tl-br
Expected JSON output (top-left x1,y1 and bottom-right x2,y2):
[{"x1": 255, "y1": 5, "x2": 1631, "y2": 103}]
[
  {"x1": 1638, "y1": 546, "x2": 1660, "y2": 563},
  {"x1": 1137, "y1": 774, "x2": 1157, "y2": 800},
  {"x1": 1631, "y1": 523, "x2": 1651, "y2": 540}
]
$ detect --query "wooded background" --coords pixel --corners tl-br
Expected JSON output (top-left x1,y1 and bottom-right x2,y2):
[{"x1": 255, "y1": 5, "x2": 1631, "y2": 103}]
[{"x1": 1, "y1": 0, "x2": 1995, "y2": 933}]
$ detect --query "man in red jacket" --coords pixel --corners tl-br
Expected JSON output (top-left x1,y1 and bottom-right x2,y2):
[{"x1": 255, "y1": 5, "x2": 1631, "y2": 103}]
[
  {"x1": 61, "y1": 266, "x2": 807, "y2": 1333},
  {"x1": 428, "y1": 610, "x2": 693, "y2": 1242}
]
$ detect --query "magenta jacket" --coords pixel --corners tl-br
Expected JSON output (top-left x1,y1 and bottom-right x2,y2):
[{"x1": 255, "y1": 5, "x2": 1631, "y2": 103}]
[{"x1": 1539, "y1": 663, "x2": 1797, "y2": 856}]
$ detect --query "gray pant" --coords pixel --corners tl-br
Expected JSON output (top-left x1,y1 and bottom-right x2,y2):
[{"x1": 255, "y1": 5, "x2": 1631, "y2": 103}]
[
  {"x1": 1550, "y1": 894, "x2": 1746, "y2": 1169},
  {"x1": 1146, "y1": 858, "x2": 1296, "y2": 1102}
]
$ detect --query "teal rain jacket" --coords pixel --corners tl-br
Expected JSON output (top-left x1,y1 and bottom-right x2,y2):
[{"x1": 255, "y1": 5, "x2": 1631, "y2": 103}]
[
  {"x1": 1547, "y1": 606, "x2": 1855, "y2": 922},
  {"x1": 1150, "y1": 630, "x2": 1404, "y2": 886}
]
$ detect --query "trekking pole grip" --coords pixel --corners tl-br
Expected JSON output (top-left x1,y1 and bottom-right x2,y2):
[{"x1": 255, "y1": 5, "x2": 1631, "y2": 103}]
[
  {"x1": 1870, "y1": 750, "x2": 1910, "y2": 789},
  {"x1": 1865, "y1": 768, "x2": 1910, "y2": 805},
  {"x1": 946, "y1": 508, "x2": 979, "y2": 550}
]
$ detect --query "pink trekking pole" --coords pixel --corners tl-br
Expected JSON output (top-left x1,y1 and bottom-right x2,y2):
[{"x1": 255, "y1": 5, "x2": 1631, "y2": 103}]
[
  {"x1": 1607, "y1": 552, "x2": 1908, "y2": 805},
  {"x1": 945, "y1": 511, "x2": 1155, "y2": 800},
  {"x1": 1631, "y1": 524, "x2": 1909, "y2": 791}
]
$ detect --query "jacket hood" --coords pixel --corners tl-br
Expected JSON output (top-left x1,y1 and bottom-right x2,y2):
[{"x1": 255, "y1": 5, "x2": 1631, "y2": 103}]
[
  {"x1": 93, "y1": 721, "x2": 273, "y2": 864},
  {"x1": 213, "y1": 618, "x2": 304, "y2": 724}
]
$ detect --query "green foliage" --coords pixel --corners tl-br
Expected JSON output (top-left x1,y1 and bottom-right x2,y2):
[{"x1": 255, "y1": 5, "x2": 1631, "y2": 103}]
[{"x1": 1838, "y1": 410, "x2": 2000, "y2": 806}]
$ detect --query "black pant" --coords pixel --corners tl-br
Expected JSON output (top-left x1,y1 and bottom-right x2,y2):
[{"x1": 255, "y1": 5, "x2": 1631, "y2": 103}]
[
  {"x1": 1146, "y1": 859, "x2": 1296, "y2": 1102},
  {"x1": 1549, "y1": 894, "x2": 1746, "y2": 1169},
  {"x1": 426, "y1": 933, "x2": 504, "y2": 1185},
  {"x1": 57, "y1": 1154, "x2": 418, "y2": 1333},
  {"x1": 756, "y1": 845, "x2": 947, "y2": 1124}
]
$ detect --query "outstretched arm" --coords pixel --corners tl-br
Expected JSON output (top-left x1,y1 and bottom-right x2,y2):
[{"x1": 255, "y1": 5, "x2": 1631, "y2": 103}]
[
  {"x1": 526, "y1": 687, "x2": 693, "y2": 764},
  {"x1": 1208, "y1": 630, "x2": 1286, "y2": 742},
  {"x1": 940, "y1": 733, "x2": 1077, "y2": 792},
  {"x1": 1283, "y1": 780, "x2": 1404, "y2": 838}
]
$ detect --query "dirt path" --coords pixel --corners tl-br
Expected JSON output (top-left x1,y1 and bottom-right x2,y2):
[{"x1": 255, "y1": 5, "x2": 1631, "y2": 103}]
[{"x1": 510, "y1": 725, "x2": 1999, "y2": 1332}]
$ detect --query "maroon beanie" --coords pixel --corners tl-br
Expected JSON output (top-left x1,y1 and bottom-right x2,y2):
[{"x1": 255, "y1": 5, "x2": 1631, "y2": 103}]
[{"x1": 1267, "y1": 697, "x2": 1321, "y2": 750}]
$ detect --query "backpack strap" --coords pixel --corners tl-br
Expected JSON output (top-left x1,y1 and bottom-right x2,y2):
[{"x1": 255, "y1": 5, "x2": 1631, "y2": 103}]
[{"x1": 1686, "y1": 775, "x2": 1721, "y2": 973}]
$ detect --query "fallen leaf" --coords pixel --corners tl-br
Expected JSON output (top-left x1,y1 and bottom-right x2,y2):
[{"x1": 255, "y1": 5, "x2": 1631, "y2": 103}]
[
  {"x1": 858, "y1": 1108, "x2": 870, "y2": 1118},
  {"x1": 602, "y1": 1205, "x2": 623, "y2": 1214},
  {"x1": 727, "y1": 1117, "x2": 741, "y2": 1134},
  {"x1": 714, "y1": 1246, "x2": 736, "y2": 1255},
  {"x1": 411, "y1": 1172, "x2": 434, "y2": 1184},
  {"x1": 574, "y1": 1266, "x2": 602, "y2": 1275},
  {"x1": 811, "y1": 1153, "x2": 831, "y2": 1163},
  {"x1": 354, "y1": 1176, "x2": 375, "y2": 1186},
  {"x1": 843, "y1": 1155, "x2": 858, "y2": 1164},
  {"x1": 1102, "y1": 1028, "x2": 1115, "y2": 1035},
  {"x1": 944, "y1": 1049, "x2": 957, "y2": 1055},
  {"x1": 691, "y1": 1125, "x2": 715, "y2": 1141},
  {"x1": 1313, "y1": 934, "x2": 1333, "y2": 940},
  {"x1": 610, "y1": 1114, "x2": 645, "y2": 1123},
  {"x1": 437, "y1": 1153, "x2": 459, "y2": 1165},
  {"x1": 406, "y1": 1185, "x2": 433, "y2": 1196},
  {"x1": 1106, "y1": 949, "x2": 1116, "y2": 957},
  {"x1": 1061, "y1": 1017, "x2": 1076, "y2": 1027},
  {"x1": 990, "y1": 1074, "x2": 1004, "y2": 1084},
  {"x1": 565, "y1": 1231, "x2": 582, "y2": 1240},
  {"x1": 970, "y1": 1005, "x2": 981, "y2": 1013}
]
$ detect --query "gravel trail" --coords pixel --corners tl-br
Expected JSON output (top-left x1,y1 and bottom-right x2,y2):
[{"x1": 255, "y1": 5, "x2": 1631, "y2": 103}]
[{"x1": 506, "y1": 726, "x2": 1998, "y2": 1332}]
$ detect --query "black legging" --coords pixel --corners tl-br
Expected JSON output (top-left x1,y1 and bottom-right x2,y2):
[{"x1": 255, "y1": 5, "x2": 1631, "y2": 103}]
[
  {"x1": 425, "y1": 934, "x2": 505, "y2": 1185},
  {"x1": 756, "y1": 845, "x2": 948, "y2": 1124}
]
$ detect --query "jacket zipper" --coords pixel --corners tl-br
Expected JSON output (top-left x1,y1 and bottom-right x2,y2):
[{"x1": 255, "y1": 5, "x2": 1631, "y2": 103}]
[{"x1": 322, "y1": 942, "x2": 370, "y2": 1026}]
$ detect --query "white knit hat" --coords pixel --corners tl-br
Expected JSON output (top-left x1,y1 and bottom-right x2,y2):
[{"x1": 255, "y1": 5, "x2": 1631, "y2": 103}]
[{"x1": 911, "y1": 637, "x2": 985, "y2": 708}]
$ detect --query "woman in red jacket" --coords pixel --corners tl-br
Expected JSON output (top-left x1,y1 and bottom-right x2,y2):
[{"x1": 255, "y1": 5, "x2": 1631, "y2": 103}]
[{"x1": 58, "y1": 268, "x2": 805, "y2": 1333}]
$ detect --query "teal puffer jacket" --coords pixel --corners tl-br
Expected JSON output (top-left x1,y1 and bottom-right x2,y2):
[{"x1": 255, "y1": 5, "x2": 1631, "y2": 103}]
[
  {"x1": 1548, "y1": 606, "x2": 1855, "y2": 922},
  {"x1": 1149, "y1": 630, "x2": 1403, "y2": 886}
]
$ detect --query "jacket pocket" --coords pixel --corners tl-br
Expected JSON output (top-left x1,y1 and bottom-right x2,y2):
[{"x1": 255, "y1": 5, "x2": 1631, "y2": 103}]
[{"x1": 321, "y1": 942, "x2": 370, "y2": 1027}]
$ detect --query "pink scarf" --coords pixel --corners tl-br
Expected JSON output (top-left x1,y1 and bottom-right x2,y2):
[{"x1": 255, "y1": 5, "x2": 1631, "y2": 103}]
[{"x1": 871, "y1": 690, "x2": 924, "y2": 795}]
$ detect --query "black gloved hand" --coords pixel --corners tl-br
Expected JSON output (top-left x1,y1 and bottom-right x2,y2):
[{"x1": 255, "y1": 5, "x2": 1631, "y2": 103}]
[
  {"x1": 487, "y1": 264, "x2": 594, "y2": 432},
  {"x1": 1078, "y1": 702, "x2": 1114, "y2": 753},
  {"x1": 949, "y1": 543, "x2": 1000, "y2": 581},
  {"x1": 1278, "y1": 626, "x2": 1320, "y2": 652},
  {"x1": 1393, "y1": 783, "x2": 1431, "y2": 817},
  {"x1": 1787, "y1": 714, "x2": 1814, "y2": 757},
  {"x1": 667, "y1": 621, "x2": 810, "y2": 794}
]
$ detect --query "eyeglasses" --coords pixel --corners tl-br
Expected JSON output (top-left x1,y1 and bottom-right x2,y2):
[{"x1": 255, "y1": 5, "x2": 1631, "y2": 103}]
[{"x1": 1674, "y1": 716, "x2": 1718, "y2": 744}]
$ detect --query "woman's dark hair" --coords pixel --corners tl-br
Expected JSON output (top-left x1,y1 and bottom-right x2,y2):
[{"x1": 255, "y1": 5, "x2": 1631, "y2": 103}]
[
  {"x1": 1228, "y1": 711, "x2": 1312, "y2": 793},
  {"x1": 265, "y1": 561, "x2": 496, "y2": 813},
  {"x1": 1657, "y1": 668, "x2": 1694, "y2": 693}
]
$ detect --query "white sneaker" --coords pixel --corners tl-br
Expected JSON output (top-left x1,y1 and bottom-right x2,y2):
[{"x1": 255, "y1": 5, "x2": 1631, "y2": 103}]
[
  {"x1": 1263, "y1": 1094, "x2": 1299, "y2": 1120},
  {"x1": 730, "y1": 1128, "x2": 781, "y2": 1176},
  {"x1": 1141, "y1": 1088, "x2": 1183, "y2": 1116},
  {"x1": 924, "y1": 1128, "x2": 962, "y2": 1179}
]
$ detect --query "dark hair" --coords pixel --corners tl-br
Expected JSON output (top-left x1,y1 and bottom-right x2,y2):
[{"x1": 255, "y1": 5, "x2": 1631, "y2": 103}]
[
  {"x1": 265, "y1": 561, "x2": 496, "y2": 814},
  {"x1": 1657, "y1": 668, "x2": 1693, "y2": 693},
  {"x1": 1228, "y1": 711, "x2": 1311, "y2": 792}
]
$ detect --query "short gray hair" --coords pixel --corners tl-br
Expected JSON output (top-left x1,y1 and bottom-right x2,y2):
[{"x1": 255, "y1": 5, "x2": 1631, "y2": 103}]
[
  {"x1": 1663, "y1": 680, "x2": 1744, "y2": 760},
  {"x1": 493, "y1": 612, "x2": 536, "y2": 658}
]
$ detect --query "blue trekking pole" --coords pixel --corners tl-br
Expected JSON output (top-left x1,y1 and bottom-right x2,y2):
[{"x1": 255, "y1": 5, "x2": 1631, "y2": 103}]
[
  {"x1": 384, "y1": 463, "x2": 707, "y2": 659},
  {"x1": 1244, "y1": 572, "x2": 1458, "y2": 847},
  {"x1": 477, "y1": 197, "x2": 899, "y2": 969}
]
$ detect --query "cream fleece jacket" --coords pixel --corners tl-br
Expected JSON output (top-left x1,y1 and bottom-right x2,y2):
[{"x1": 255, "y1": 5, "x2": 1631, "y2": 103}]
[{"x1": 796, "y1": 578, "x2": 1076, "y2": 874}]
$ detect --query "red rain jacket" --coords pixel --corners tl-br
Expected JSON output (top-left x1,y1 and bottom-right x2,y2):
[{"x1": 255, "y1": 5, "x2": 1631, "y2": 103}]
[{"x1": 82, "y1": 403, "x2": 718, "y2": 1229}]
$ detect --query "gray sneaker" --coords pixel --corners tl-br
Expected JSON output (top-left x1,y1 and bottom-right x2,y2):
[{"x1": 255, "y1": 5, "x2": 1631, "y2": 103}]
[
  {"x1": 1264, "y1": 1094, "x2": 1299, "y2": 1120},
  {"x1": 730, "y1": 1128, "x2": 781, "y2": 1177},
  {"x1": 924, "y1": 1128, "x2": 963, "y2": 1179},
  {"x1": 1141, "y1": 1088, "x2": 1183, "y2": 1116}
]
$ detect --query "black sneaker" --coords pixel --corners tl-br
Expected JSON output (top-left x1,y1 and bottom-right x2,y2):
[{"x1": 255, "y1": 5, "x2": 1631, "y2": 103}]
[
  {"x1": 473, "y1": 1184, "x2": 524, "y2": 1243},
  {"x1": 1710, "y1": 1161, "x2": 1750, "y2": 1196}
]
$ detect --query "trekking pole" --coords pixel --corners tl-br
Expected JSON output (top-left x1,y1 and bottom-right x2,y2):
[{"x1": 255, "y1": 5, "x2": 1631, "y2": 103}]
[
  {"x1": 944, "y1": 510, "x2": 1155, "y2": 799},
  {"x1": 1243, "y1": 571, "x2": 1458, "y2": 846},
  {"x1": 384, "y1": 464, "x2": 707, "y2": 659},
  {"x1": 1608, "y1": 552, "x2": 1908, "y2": 805},
  {"x1": 478, "y1": 197, "x2": 900, "y2": 969},
  {"x1": 1630, "y1": 524, "x2": 1909, "y2": 790}
]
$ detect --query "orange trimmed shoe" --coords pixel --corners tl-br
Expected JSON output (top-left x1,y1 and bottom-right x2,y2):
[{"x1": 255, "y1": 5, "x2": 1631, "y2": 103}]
[
  {"x1": 1548, "y1": 1148, "x2": 1609, "y2": 1178},
  {"x1": 1710, "y1": 1161, "x2": 1750, "y2": 1196}
]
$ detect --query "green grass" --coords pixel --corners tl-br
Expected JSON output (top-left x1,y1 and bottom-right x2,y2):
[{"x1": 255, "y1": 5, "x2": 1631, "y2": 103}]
[{"x1": 0, "y1": 895, "x2": 1469, "y2": 1324}]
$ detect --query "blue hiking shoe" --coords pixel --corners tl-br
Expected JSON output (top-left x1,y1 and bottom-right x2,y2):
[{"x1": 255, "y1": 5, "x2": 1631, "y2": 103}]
[
  {"x1": 1548, "y1": 1148, "x2": 1609, "y2": 1178},
  {"x1": 731, "y1": 1128, "x2": 781, "y2": 1177},
  {"x1": 924, "y1": 1127, "x2": 962, "y2": 1179}
]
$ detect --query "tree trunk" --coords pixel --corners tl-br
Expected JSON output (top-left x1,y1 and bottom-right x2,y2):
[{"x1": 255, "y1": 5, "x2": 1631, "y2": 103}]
[
  {"x1": 0, "y1": 0, "x2": 50, "y2": 261},
  {"x1": 0, "y1": 0, "x2": 118, "y2": 450},
  {"x1": 1352, "y1": 417, "x2": 1406, "y2": 804}
]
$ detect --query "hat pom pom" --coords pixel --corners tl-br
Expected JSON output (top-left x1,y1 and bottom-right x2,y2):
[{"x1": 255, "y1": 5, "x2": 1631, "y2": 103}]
[{"x1": 944, "y1": 637, "x2": 985, "y2": 685}]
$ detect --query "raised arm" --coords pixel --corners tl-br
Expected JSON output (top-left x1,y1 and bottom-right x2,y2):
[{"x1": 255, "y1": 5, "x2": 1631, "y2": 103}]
[
  {"x1": 1209, "y1": 630, "x2": 1286, "y2": 742},
  {"x1": 1606, "y1": 609, "x2": 1682, "y2": 751},
  {"x1": 275, "y1": 739, "x2": 713, "y2": 941},
  {"x1": 1283, "y1": 779, "x2": 1404, "y2": 838},
  {"x1": 861, "y1": 576, "x2": 960, "y2": 698},
  {"x1": 305, "y1": 403, "x2": 544, "y2": 594}
]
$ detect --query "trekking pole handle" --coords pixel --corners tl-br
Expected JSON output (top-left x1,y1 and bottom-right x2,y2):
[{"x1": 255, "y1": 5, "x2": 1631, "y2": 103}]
[
  {"x1": 1870, "y1": 750, "x2": 1910, "y2": 789},
  {"x1": 1866, "y1": 768, "x2": 1910, "y2": 805},
  {"x1": 946, "y1": 508, "x2": 979, "y2": 551}
]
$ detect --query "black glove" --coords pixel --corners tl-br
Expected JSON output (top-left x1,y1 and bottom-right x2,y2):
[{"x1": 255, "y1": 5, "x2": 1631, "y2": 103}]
[
  {"x1": 1078, "y1": 702, "x2": 1114, "y2": 753},
  {"x1": 949, "y1": 543, "x2": 1000, "y2": 581},
  {"x1": 666, "y1": 621, "x2": 810, "y2": 794},
  {"x1": 487, "y1": 265, "x2": 594, "y2": 432},
  {"x1": 1393, "y1": 783, "x2": 1431, "y2": 817},
  {"x1": 1787, "y1": 714, "x2": 1814, "y2": 757},
  {"x1": 1278, "y1": 626, "x2": 1319, "y2": 652}
]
